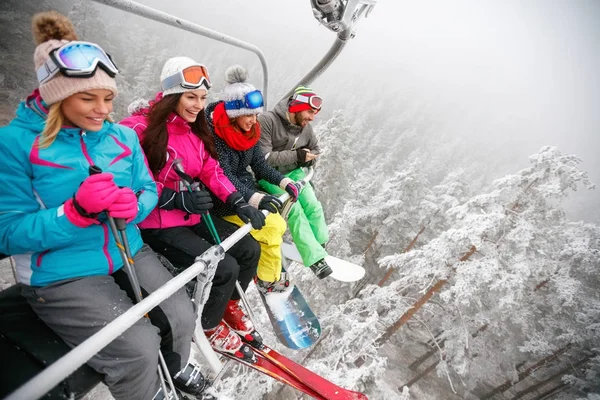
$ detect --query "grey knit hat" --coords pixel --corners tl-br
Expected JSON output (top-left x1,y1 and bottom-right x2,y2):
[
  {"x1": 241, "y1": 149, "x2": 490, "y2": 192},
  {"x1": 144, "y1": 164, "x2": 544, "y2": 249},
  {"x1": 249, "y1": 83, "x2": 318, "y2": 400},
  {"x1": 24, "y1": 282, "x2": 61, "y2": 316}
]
[{"x1": 219, "y1": 65, "x2": 263, "y2": 119}]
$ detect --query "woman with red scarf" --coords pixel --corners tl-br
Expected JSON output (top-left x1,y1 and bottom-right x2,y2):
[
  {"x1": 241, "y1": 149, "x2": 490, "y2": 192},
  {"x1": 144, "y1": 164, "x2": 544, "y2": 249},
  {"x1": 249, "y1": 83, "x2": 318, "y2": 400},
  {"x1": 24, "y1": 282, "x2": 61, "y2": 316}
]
[{"x1": 206, "y1": 65, "x2": 301, "y2": 294}]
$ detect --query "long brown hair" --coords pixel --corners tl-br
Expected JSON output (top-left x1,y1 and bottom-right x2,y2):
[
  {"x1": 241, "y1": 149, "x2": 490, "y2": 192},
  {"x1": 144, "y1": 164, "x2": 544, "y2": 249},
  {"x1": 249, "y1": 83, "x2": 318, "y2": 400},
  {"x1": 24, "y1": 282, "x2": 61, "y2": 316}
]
[{"x1": 141, "y1": 93, "x2": 217, "y2": 176}]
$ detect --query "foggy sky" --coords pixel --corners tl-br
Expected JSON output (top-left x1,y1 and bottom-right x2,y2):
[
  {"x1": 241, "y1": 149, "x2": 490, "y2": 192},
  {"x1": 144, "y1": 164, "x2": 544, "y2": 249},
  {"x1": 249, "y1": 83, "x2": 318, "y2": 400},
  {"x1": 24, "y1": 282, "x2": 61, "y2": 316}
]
[
  {"x1": 47, "y1": 0, "x2": 600, "y2": 222},
  {"x1": 122, "y1": 0, "x2": 599, "y2": 220}
]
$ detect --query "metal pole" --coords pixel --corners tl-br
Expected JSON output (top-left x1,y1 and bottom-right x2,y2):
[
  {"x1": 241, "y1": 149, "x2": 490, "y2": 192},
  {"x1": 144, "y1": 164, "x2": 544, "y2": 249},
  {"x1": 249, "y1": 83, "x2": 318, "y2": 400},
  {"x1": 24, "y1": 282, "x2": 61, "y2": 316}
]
[
  {"x1": 90, "y1": 0, "x2": 270, "y2": 106},
  {"x1": 235, "y1": 281, "x2": 257, "y2": 327},
  {"x1": 193, "y1": 329, "x2": 224, "y2": 375},
  {"x1": 280, "y1": 34, "x2": 350, "y2": 102}
]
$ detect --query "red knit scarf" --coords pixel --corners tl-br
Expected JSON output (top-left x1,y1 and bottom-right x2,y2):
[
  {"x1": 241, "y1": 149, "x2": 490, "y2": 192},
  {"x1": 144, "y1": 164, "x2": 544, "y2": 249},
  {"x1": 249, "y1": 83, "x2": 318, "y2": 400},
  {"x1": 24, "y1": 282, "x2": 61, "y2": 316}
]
[{"x1": 213, "y1": 102, "x2": 260, "y2": 151}]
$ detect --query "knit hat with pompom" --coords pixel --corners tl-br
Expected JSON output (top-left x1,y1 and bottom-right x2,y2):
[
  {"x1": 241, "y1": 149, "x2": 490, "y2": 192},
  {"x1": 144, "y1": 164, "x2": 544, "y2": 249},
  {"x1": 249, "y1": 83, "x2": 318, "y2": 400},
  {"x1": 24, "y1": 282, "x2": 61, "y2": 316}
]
[
  {"x1": 218, "y1": 65, "x2": 263, "y2": 119},
  {"x1": 32, "y1": 11, "x2": 118, "y2": 105}
]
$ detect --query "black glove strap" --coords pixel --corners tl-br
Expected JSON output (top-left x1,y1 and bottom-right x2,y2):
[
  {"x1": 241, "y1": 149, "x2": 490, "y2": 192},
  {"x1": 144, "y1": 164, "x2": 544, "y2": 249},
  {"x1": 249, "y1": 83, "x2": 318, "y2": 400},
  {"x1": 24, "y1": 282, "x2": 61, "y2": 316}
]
[{"x1": 71, "y1": 194, "x2": 99, "y2": 219}]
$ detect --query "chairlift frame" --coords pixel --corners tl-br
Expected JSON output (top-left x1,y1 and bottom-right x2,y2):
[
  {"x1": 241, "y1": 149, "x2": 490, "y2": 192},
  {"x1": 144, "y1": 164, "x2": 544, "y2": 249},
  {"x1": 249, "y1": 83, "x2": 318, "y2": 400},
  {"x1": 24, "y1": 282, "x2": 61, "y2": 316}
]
[{"x1": 3, "y1": 0, "x2": 376, "y2": 397}]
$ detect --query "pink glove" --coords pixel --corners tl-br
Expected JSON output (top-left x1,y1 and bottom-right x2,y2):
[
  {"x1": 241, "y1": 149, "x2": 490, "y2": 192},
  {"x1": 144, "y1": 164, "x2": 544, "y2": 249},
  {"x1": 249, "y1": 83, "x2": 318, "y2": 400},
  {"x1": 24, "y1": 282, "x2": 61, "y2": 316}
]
[
  {"x1": 76, "y1": 173, "x2": 119, "y2": 213},
  {"x1": 64, "y1": 173, "x2": 119, "y2": 228},
  {"x1": 64, "y1": 199, "x2": 98, "y2": 228},
  {"x1": 108, "y1": 187, "x2": 139, "y2": 222}
]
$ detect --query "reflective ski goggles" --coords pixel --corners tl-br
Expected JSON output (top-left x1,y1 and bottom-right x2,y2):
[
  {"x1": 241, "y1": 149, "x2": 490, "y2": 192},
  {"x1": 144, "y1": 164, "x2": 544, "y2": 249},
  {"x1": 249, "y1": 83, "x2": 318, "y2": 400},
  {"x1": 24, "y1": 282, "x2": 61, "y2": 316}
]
[
  {"x1": 224, "y1": 90, "x2": 264, "y2": 111},
  {"x1": 292, "y1": 93, "x2": 323, "y2": 110},
  {"x1": 161, "y1": 65, "x2": 212, "y2": 91},
  {"x1": 36, "y1": 41, "x2": 119, "y2": 84}
]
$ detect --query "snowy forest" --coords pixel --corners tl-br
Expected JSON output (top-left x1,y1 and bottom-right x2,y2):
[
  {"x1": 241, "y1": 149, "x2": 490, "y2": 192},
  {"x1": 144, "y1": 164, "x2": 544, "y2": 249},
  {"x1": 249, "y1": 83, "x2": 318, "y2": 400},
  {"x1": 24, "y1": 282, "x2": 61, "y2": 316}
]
[{"x1": 1, "y1": 0, "x2": 599, "y2": 399}]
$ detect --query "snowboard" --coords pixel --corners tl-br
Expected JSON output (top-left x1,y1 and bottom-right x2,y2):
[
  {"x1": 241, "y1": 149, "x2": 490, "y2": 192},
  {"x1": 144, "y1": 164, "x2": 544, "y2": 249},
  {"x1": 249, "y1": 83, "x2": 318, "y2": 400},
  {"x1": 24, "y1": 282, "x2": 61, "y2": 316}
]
[
  {"x1": 258, "y1": 270, "x2": 321, "y2": 350},
  {"x1": 281, "y1": 240, "x2": 366, "y2": 282}
]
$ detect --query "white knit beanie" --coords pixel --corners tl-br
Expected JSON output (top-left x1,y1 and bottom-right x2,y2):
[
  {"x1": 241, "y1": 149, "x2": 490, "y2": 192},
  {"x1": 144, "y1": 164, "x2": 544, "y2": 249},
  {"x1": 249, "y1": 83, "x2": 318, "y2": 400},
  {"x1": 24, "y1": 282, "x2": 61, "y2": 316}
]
[
  {"x1": 161, "y1": 56, "x2": 210, "y2": 96},
  {"x1": 219, "y1": 65, "x2": 263, "y2": 119}
]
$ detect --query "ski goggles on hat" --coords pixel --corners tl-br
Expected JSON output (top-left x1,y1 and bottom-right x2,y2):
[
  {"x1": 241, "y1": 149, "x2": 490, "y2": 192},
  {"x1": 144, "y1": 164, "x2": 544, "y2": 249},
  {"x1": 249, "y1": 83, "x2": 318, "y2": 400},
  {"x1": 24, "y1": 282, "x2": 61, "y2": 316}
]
[
  {"x1": 224, "y1": 90, "x2": 264, "y2": 111},
  {"x1": 161, "y1": 64, "x2": 212, "y2": 91},
  {"x1": 291, "y1": 92, "x2": 322, "y2": 110},
  {"x1": 36, "y1": 41, "x2": 119, "y2": 84}
]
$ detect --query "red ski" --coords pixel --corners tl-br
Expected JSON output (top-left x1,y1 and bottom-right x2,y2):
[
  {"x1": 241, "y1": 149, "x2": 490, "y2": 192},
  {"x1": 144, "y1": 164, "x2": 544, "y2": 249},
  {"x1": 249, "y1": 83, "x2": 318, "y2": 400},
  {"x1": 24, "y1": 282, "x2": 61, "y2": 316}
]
[
  {"x1": 216, "y1": 349, "x2": 326, "y2": 399},
  {"x1": 254, "y1": 345, "x2": 368, "y2": 400}
]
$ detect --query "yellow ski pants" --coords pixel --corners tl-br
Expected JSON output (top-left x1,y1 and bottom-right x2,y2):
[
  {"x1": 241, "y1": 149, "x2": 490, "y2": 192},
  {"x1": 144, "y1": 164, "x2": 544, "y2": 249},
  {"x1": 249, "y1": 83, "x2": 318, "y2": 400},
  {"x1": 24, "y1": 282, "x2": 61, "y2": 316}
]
[{"x1": 222, "y1": 212, "x2": 287, "y2": 282}]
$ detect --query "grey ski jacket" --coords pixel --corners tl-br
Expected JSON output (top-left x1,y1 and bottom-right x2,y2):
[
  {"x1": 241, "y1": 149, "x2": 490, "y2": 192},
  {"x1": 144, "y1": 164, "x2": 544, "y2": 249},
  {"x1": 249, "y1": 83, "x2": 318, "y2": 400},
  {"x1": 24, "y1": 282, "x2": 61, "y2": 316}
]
[{"x1": 258, "y1": 98, "x2": 320, "y2": 175}]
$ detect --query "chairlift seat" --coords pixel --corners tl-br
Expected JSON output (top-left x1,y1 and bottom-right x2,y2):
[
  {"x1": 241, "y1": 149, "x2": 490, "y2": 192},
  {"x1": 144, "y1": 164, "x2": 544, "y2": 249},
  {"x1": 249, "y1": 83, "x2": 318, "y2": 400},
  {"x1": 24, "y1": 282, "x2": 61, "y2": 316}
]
[{"x1": 0, "y1": 283, "x2": 102, "y2": 399}]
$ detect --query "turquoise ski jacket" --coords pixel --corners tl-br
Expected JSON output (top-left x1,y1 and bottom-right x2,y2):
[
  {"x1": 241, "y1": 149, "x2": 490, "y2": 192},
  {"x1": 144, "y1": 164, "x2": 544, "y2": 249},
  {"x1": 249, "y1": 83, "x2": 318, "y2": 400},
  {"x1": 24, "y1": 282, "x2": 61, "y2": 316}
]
[{"x1": 0, "y1": 91, "x2": 157, "y2": 287}]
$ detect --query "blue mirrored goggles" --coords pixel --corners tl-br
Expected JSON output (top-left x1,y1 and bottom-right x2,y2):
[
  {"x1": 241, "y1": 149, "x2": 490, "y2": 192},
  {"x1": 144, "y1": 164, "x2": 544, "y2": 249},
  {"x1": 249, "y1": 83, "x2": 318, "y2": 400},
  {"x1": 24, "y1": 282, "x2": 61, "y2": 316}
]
[
  {"x1": 36, "y1": 41, "x2": 119, "y2": 84},
  {"x1": 224, "y1": 90, "x2": 264, "y2": 111}
]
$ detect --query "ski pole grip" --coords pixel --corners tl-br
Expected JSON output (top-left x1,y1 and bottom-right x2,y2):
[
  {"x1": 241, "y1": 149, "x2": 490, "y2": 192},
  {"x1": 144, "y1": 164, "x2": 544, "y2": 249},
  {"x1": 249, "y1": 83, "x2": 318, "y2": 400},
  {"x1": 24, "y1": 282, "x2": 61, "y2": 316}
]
[
  {"x1": 89, "y1": 165, "x2": 103, "y2": 175},
  {"x1": 88, "y1": 165, "x2": 127, "y2": 230},
  {"x1": 114, "y1": 218, "x2": 127, "y2": 231}
]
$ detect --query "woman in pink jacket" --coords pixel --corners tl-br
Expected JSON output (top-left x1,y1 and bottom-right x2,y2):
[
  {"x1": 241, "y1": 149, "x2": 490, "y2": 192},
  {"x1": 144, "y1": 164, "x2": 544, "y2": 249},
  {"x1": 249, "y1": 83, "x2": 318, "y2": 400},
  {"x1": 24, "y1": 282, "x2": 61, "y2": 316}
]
[{"x1": 120, "y1": 57, "x2": 267, "y2": 362}]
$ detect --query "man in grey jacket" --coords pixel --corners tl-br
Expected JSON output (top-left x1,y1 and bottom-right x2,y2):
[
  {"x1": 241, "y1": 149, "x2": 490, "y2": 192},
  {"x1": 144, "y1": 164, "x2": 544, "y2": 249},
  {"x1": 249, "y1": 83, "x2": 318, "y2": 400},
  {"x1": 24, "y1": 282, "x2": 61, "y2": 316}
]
[{"x1": 257, "y1": 86, "x2": 332, "y2": 279}]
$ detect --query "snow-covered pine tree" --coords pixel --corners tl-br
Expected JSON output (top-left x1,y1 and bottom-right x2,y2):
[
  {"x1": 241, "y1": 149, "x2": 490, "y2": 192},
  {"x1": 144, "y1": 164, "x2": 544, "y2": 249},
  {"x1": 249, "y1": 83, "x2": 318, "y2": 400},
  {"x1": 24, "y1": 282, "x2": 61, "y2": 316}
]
[{"x1": 371, "y1": 146, "x2": 598, "y2": 396}]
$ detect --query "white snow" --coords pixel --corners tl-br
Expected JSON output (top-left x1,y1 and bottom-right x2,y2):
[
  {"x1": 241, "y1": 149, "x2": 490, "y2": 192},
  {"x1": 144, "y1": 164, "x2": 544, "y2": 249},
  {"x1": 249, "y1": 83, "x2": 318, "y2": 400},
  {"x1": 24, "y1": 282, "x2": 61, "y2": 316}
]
[{"x1": 262, "y1": 285, "x2": 294, "y2": 321}]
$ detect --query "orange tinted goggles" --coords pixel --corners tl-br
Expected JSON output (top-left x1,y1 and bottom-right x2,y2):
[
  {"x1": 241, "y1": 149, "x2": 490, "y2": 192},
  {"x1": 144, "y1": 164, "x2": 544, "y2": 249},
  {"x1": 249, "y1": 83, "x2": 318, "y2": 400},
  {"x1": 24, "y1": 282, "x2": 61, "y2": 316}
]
[{"x1": 161, "y1": 65, "x2": 211, "y2": 91}]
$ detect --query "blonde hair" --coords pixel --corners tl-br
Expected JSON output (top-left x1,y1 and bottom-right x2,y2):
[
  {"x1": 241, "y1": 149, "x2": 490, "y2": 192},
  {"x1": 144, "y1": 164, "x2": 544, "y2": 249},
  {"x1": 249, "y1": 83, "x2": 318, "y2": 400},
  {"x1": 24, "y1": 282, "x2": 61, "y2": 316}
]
[
  {"x1": 38, "y1": 102, "x2": 63, "y2": 148},
  {"x1": 37, "y1": 100, "x2": 114, "y2": 148}
]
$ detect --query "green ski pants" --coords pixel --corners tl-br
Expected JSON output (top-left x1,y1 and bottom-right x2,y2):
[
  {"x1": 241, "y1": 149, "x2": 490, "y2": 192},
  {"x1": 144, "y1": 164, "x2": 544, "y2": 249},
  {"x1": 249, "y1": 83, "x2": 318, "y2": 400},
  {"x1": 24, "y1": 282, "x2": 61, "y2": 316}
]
[{"x1": 259, "y1": 168, "x2": 329, "y2": 267}]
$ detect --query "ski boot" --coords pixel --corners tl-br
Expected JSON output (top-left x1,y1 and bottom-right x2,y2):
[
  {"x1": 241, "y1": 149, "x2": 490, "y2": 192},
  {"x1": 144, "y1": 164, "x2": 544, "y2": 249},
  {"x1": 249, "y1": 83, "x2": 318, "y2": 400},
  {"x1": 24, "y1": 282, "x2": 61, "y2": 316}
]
[
  {"x1": 204, "y1": 320, "x2": 256, "y2": 363},
  {"x1": 154, "y1": 380, "x2": 226, "y2": 400},
  {"x1": 223, "y1": 299, "x2": 263, "y2": 348},
  {"x1": 171, "y1": 362, "x2": 216, "y2": 399},
  {"x1": 151, "y1": 363, "x2": 217, "y2": 400},
  {"x1": 174, "y1": 387, "x2": 222, "y2": 400},
  {"x1": 256, "y1": 272, "x2": 293, "y2": 295},
  {"x1": 309, "y1": 258, "x2": 333, "y2": 279}
]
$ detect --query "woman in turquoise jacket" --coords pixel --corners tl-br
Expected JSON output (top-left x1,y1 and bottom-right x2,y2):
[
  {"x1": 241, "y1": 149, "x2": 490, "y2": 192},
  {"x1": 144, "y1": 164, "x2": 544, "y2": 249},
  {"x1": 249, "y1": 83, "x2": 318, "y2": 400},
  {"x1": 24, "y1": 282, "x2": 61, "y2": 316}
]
[{"x1": 0, "y1": 12, "x2": 209, "y2": 400}]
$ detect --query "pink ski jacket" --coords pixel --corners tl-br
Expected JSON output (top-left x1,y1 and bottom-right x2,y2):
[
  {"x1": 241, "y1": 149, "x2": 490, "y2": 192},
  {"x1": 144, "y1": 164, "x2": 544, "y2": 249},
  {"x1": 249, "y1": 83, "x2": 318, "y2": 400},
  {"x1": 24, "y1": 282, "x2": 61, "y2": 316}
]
[{"x1": 120, "y1": 95, "x2": 236, "y2": 229}]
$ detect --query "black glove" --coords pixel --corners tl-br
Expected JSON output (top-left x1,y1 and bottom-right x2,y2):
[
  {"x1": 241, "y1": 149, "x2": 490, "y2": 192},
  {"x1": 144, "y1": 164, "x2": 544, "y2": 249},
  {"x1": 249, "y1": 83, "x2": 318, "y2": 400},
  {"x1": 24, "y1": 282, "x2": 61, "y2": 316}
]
[
  {"x1": 159, "y1": 187, "x2": 213, "y2": 214},
  {"x1": 226, "y1": 192, "x2": 266, "y2": 230},
  {"x1": 297, "y1": 148, "x2": 310, "y2": 163},
  {"x1": 298, "y1": 159, "x2": 315, "y2": 168},
  {"x1": 258, "y1": 195, "x2": 283, "y2": 214}
]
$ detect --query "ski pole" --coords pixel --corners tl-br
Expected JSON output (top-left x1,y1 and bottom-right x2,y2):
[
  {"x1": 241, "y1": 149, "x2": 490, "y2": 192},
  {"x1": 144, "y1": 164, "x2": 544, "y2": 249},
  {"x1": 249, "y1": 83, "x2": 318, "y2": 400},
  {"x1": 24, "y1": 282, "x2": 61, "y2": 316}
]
[
  {"x1": 114, "y1": 218, "x2": 179, "y2": 399},
  {"x1": 107, "y1": 216, "x2": 176, "y2": 399},
  {"x1": 171, "y1": 159, "x2": 221, "y2": 244},
  {"x1": 235, "y1": 281, "x2": 257, "y2": 330},
  {"x1": 89, "y1": 166, "x2": 178, "y2": 399}
]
